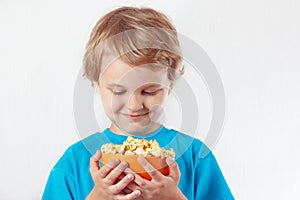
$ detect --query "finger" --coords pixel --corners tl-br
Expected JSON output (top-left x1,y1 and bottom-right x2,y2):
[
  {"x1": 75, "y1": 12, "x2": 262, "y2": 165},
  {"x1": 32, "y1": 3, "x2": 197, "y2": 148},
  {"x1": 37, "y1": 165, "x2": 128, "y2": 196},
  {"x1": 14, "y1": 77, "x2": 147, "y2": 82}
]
[
  {"x1": 115, "y1": 190, "x2": 141, "y2": 200},
  {"x1": 105, "y1": 161, "x2": 129, "y2": 184},
  {"x1": 110, "y1": 173, "x2": 134, "y2": 194},
  {"x1": 99, "y1": 158, "x2": 121, "y2": 178},
  {"x1": 126, "y1": 182, "x2": 140, "y2": 192},
  {"x1": 122, "y1": 187, "x2": 133, "y2": 194},
  {"x1": 116, "y1": 173, "x2": 126, "y2": 182},
  {"x1": 138, "y1": 157, "x2": 162, "y2": 181},
  {"x1": 124, "y1": 168, "x2": 146, "y2": 187},
  {"x1": 90, "y1": 150, "x2": 102, "y2": 173},
  {"x1": 166, "y1": 157, "x2": 180, "y2": 181}
]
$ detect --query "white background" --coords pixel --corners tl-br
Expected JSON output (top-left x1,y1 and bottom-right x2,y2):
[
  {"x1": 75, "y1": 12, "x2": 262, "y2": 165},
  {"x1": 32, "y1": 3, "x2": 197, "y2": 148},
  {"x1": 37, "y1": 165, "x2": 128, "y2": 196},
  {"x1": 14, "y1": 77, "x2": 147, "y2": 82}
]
[{"x1": 1, "y1": 0, "x2": 300, "y2": 199}]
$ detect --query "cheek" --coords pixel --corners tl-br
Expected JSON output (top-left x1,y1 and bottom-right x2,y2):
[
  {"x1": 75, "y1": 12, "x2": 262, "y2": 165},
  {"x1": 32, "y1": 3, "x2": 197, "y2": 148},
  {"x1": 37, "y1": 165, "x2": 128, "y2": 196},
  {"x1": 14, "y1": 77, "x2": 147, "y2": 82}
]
[
  {"x1": 100, "y1": 92, "x2": 122, "y2": 113},
  {"x1": 110, "y1": 96, "x2": 127, "y2": 112},
  {"x1": 146, "y1": 93, "x2": 167, "y2": 110},
  {"x1": 146, "y1": 95, "x2": 167, "y2": 122},
  {"x1": 100, "y1": 95, "x2": 112, "y2": 114}
]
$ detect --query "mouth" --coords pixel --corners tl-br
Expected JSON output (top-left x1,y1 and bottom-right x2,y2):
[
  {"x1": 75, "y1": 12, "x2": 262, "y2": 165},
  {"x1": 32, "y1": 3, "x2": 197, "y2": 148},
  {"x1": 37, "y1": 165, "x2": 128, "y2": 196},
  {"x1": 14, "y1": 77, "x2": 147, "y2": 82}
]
[{"x1": 122, "y1": 112, "x2": 149, "y2": 120}]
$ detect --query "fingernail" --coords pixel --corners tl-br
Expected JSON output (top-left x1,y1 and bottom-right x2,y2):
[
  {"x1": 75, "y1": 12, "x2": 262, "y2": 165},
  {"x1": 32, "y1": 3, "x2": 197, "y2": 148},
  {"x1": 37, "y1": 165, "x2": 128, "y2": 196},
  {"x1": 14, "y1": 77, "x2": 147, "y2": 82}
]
[
  {"x1": 121, "y1": 161, "x2": 128, "y2": 167},
  {"x1": 127, "y1": 174, "x2": 133, "y2": 179},
  {"x1": 137, "y1": 157, "x2": 146, "y2": 164},
  {"x1": 168, "y1": 156, "x2": 175, "y2": 161},
  {"x1": 166, "y1": 156, "x2": 175, "y2": 163},
  {"x1": 94, "y1": 150, "x2": 100, "y2": 158},
  {"x1": 134, "y1": 190, "x2": 141, "y2": 195}
]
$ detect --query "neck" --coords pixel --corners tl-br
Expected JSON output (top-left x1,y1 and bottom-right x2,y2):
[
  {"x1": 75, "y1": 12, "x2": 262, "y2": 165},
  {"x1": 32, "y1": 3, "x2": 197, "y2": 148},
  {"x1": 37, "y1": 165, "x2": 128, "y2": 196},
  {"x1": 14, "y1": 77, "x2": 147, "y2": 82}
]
[{"x1": 109, "y1": 123, "x2": 161, "y2": 136}]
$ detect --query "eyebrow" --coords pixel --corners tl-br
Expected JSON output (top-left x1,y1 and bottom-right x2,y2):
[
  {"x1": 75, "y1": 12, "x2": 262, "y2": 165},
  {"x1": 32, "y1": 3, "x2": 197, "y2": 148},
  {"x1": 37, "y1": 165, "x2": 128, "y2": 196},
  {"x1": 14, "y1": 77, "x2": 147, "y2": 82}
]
[
  {"x1": 144, "y1": 83, "x2": 162, "y2": 88},
  {"x1": 106, "y1": 83, "x2": 126, "y2": 88},
  {"x1": 106, "y1": 83, "x2": 162, "y2": 89}
]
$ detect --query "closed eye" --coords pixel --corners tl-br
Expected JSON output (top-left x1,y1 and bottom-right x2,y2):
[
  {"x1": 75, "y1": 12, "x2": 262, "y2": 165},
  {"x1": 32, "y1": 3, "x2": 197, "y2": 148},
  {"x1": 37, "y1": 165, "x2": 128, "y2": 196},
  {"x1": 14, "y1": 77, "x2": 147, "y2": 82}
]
[
  {"x1": 142, "y1": 90, "x2": 158, "y2": 96},
  {"x1": 112, "y1": 90, "x2": 126, "y2": 95}
]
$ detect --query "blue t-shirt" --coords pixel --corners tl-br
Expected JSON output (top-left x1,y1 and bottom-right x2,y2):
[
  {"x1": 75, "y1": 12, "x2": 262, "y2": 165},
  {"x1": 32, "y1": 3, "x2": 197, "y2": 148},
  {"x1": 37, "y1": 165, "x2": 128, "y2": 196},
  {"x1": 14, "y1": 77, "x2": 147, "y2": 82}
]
[{"x1": 42, "y1": 126, "x2": 234, "y2": 200}]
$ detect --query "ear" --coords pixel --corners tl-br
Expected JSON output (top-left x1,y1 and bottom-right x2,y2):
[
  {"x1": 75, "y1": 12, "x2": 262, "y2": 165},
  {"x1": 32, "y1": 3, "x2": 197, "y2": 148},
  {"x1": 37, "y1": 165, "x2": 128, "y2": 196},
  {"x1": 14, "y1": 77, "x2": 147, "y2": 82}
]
[
  {"x1": 94, "y1": 81, "x2": 101, "y2": 95},
  {"x1": 167, "y1": 83, "x2": 174, "y2": 96}
]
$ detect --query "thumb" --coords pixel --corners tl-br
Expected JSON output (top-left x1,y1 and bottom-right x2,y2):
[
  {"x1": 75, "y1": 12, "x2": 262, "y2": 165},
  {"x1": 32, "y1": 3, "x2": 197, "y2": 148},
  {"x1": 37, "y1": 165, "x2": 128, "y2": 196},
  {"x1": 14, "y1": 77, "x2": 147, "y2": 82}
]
[
  {"x1": 166, "y1": 157, "x2": 180, "y2": 182},
  {"x1": 90, "y1": 150, "x2": 102, "y2": 173}
]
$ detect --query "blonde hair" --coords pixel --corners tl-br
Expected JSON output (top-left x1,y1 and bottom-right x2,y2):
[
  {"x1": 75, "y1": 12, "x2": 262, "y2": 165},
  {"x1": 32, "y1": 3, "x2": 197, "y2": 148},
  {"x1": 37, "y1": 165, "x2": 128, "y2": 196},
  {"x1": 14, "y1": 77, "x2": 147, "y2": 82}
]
[{"x1": 83, "y1": 6, "x2": 184, "y2": 86}]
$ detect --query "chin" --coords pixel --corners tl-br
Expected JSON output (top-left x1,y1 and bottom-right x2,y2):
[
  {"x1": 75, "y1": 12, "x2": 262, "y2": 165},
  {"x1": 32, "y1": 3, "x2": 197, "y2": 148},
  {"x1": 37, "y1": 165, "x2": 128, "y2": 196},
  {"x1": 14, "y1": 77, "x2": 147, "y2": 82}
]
[
  {"x1": 117, "y1": 121, "x2": 158, "y2": 135},
  {"x1": 124, "y1": 125, "x2": 151, "y2": 135}
]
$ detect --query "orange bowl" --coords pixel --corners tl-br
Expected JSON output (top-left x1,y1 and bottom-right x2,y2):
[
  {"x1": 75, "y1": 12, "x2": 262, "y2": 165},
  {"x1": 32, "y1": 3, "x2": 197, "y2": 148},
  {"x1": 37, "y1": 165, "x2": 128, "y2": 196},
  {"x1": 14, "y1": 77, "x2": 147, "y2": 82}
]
[{"x1": 101, "y1": 153, "x2": 170, "y2": 180}]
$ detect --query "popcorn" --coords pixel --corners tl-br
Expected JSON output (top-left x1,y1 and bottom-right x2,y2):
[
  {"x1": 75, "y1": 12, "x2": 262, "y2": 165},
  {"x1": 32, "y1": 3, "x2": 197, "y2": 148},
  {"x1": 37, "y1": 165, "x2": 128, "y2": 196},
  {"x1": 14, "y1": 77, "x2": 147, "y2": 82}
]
[{"x1": 101, "y1": 136, "x2": 175, "y2": 158}]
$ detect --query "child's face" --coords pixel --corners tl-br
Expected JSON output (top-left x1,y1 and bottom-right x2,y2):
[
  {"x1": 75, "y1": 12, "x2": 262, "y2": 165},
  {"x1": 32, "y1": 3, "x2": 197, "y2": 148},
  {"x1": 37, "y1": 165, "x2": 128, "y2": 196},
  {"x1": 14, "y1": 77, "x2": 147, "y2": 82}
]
[{"x1": 95, "y1": 58, "x2": 173, "y2": 135}]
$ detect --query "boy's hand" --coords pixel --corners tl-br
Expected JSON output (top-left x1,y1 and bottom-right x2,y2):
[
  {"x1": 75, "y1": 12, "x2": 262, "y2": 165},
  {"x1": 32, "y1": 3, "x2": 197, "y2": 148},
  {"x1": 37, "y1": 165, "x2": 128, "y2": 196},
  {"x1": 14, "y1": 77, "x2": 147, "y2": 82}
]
[
  {"x1": 124, "y1": 157, "x2": 187, "y2": 200},
  {"x1": 86, "y1": 150, "x2": 141, "y2": 200}
]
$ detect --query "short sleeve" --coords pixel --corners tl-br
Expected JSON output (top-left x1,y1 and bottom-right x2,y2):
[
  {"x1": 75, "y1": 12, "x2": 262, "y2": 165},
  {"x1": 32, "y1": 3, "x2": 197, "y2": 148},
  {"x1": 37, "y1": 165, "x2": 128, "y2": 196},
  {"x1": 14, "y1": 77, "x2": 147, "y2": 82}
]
[
  {"x1": 194, "y1": 151, "x2": 234, "y2": 200},
  {"x1": 42, "y1": 168, "x2": 76, "y2": 200},
  {"x1": 42, "y1": 149, "x2": 77, "y2": 200}
]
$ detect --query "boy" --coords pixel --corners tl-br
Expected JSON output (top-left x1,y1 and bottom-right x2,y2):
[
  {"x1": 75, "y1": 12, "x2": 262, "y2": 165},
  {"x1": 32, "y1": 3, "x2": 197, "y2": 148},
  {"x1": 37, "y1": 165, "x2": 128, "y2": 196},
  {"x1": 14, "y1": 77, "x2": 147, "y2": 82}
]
[{"x1": 42, "y1": 6, "x2": 234, "y2": 200}]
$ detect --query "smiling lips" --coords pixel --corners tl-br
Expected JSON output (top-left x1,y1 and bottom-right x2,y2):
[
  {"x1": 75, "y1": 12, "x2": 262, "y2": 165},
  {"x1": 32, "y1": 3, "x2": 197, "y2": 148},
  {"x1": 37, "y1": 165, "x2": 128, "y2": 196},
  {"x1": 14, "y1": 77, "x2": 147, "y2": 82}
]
[{"x1": 123, "y1": 112, "x2": 149, "y2": 120}]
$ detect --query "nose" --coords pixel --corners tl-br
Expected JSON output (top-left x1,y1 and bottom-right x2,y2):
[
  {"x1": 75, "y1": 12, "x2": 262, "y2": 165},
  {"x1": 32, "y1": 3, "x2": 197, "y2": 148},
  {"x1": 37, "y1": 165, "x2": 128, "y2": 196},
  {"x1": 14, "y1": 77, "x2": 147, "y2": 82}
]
[{"x1": 127, "y1": 93, "x2": 144, "y2": 112}]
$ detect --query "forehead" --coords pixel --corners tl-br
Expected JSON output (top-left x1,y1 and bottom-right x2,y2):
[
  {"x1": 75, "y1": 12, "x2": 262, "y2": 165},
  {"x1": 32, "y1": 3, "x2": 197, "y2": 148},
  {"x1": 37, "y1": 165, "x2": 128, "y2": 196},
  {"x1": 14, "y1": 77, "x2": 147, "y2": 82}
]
[{"x1": 99, "y1": 59, "x2": 170, "y2": 88}]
